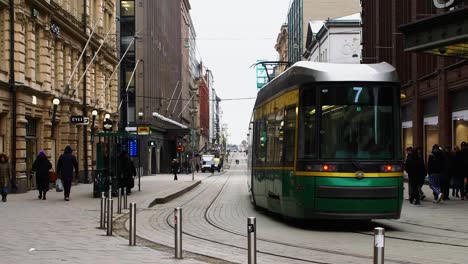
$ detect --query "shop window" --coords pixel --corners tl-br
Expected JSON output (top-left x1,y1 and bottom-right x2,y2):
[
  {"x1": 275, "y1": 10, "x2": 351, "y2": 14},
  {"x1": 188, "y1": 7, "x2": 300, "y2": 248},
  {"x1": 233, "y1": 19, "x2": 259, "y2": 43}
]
[
  {"x1": 121, "y1": 1, "x2": 135, "y2": 17},
  {"x1": 425, "y1": 124, "x2": 439, "y2": 162},
  {"x1": 454, "y1": 119, "x2": 468, "y2": 147}
]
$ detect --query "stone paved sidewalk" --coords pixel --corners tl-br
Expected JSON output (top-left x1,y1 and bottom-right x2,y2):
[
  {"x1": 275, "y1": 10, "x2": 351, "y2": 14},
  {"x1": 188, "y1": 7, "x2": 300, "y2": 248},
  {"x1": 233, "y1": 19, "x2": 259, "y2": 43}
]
[{"x1": 0, "y1": 173, "x2": 212, "y2": 264}]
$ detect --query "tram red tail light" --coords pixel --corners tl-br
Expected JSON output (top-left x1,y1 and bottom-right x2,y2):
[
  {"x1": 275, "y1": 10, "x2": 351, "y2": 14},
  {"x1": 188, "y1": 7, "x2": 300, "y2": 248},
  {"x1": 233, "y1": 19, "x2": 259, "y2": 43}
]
[
  {"x1": 380, "y1": 165, "x2": 402, "y2": 172},
  {"x1": 320, "y1": 164, "x2": 337, "y2": 172}
]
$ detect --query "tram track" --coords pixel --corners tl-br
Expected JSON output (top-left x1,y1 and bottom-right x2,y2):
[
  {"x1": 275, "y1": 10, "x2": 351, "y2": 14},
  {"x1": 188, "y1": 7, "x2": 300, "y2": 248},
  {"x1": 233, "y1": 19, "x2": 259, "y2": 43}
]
[{"x1": 162, "y1": 168, "x2": 415, "y2": 264}]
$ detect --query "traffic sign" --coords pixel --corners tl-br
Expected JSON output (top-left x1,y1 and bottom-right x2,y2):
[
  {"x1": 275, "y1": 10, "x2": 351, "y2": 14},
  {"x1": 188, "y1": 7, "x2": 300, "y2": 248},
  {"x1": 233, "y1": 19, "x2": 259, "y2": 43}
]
[{"x1": 103, "y1": 119, "x2": 113, "y2": 131}]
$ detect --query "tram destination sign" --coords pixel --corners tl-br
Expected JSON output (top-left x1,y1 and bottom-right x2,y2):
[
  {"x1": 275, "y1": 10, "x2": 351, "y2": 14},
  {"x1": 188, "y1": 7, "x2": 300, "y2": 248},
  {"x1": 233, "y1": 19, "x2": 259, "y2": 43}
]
[{"x1": 70, "y1": 115, "x2": 89, "y2": 125}]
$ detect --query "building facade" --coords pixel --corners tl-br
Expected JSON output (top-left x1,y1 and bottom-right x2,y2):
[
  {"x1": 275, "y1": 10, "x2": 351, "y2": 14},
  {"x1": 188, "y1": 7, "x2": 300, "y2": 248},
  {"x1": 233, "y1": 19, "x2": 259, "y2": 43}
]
[
  {"x1": 274, "y1": 23, "x2": 288, "y2": 75},
  {"x1": 362, "y1": 0, "x2": 468, "y2": 160},
  {"x1": 304, "y1": 13, "x2": 361, "y2": 63},
  {"x1": 0, "y1": 0, "x2": 118, "y2": 191},
  {"x1": 119, "y1": 0, "x2": 202, "y2": 174},
  {"x1": 287, "y1": 0, "x2": 361, "y2": 64}
]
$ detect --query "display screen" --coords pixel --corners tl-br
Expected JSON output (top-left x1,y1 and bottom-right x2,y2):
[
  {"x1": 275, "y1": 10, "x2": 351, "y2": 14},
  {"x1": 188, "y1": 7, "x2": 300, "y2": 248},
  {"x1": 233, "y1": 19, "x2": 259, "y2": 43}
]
[{"x1": 128, "y1": 139, "x2": 138, "y2": 157}]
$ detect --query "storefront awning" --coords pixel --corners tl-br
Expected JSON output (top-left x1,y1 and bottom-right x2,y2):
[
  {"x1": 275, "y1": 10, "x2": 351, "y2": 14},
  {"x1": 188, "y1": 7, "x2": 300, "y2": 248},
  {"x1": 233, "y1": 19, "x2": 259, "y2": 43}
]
[{"x1": 399, "y1": 7, "x2": 468, "y2": 59}]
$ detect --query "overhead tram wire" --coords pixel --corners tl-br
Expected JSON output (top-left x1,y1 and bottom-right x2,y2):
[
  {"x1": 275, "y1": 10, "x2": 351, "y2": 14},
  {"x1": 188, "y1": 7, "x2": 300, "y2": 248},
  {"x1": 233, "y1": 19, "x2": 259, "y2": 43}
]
[{"x1": 134, "y1": 95, "x2": 256, "y2": 102}]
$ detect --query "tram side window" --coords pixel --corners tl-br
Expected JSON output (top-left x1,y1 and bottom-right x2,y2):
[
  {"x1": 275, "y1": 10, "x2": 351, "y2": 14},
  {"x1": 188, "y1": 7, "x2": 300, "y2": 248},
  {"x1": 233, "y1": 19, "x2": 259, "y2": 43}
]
[
  {"x1": 266, "y1": 110, "x2": 284, "y2": 166},
  {"x1": 254, "y1": 119, "x2": 267, "y2": 166},
  {"x1": 299, "y1": 89, "x2": 317, "y2": 159},
  {"x1": 283, "y1": 106, "x2": 296, "y2": 166}
]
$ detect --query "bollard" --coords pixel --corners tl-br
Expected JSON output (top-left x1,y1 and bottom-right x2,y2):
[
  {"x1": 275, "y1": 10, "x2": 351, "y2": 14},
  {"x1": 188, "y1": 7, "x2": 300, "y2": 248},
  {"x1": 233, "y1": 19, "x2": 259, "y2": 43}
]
[
  {"x1": 129, "y1": 203, "x2": 136, "y2": 246},
  {"x1": 374, "y1": 227, "x2": 385, "y2": 264},
  {"x1": 100, "y1": 192, "x2": 106, "y2": 229},
  {"x1": 106, "y1": 197, "x2": 113, "y2": 236},
  {"x1": 123, "y1": 188, "x2": 128, "y2": 209},
  {"x1": 117, "y1": 188, "x2": 122, "y2": 214},
  {"x1": 247, "y1": 217, "x2": 256, "y2": 264},
  {"x1": 174, "y1": 207, "x2": 182, "y2": 259}
]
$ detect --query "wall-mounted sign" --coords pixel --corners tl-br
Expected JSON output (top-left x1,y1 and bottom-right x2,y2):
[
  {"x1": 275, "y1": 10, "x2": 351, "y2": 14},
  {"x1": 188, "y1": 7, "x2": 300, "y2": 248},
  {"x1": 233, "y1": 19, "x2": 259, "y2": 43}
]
[
  {"x1": 70, "y1": 116, "x2": 89, "y2": 125},
  {"x1": 128, "y1": 139, "x2": 138, "y2": 157},
  {"x1": 137, "y1": 126, "x2": 150, "y2": 135},
  {"x1": 103, "y1": 119, "x2": 113, "y2": 131}
]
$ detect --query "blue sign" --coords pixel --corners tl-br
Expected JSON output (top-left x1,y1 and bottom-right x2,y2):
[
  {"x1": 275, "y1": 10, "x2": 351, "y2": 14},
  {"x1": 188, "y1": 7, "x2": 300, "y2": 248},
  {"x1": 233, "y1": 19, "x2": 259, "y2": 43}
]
[{"x1": 129, "y1": 139, "x2": 138, "y2": 157}]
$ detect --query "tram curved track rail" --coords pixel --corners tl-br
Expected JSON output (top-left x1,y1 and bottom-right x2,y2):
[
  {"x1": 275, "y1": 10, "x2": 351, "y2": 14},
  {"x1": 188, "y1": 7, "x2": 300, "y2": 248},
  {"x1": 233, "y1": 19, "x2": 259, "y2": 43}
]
[{"x1": 163, "y1": 171, "x2": 414, "y2": 264}]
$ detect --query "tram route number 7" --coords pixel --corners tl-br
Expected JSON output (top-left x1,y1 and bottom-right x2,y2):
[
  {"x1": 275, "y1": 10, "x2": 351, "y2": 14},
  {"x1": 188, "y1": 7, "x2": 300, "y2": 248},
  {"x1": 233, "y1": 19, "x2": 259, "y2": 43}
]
[{"x1": 353, "y1": 87, "x2": 363, "y2": 103}]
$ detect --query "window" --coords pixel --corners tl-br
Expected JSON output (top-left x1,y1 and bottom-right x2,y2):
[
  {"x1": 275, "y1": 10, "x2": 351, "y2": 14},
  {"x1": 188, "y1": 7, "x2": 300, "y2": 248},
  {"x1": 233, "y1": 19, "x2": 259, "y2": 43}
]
[
  {"x1": 298, "y1": 88, "x2": 317, "y2": 159},
  {"x1": 320, "y1": 85, "x2": 397, "y2": 160},
  {"x1": 254, "y1": 119, "x2": 267, "y2": 166},
  {"x1": 283, "y1": 106, "x2": 296, "y2": 166},
  {"x1": 121, "y1": 1, "x2": 135, "y2": 17}
]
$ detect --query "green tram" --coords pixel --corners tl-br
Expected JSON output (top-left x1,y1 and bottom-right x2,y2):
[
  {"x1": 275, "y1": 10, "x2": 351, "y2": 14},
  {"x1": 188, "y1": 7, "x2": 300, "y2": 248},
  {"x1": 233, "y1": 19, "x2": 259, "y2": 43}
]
[{"x1": 247, "y1": 62, "x2": 403, "y2": 219}]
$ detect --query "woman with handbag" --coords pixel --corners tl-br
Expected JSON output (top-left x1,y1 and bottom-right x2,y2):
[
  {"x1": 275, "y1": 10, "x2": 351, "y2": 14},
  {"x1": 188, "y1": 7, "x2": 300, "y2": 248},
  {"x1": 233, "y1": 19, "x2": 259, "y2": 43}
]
[
  {"x1": 0, "y1": 153, "x2": 11, "y2": 202},
  {"x1": 32, "y1": 151, "x2": 52, "y2": 200}
]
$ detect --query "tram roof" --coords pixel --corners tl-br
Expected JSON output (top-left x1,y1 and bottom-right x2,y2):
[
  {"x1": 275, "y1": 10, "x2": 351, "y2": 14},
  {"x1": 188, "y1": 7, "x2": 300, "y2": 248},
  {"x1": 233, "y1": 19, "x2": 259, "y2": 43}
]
[{"x1": 255, "y1": 62, "x2": 399, "y2": 107}]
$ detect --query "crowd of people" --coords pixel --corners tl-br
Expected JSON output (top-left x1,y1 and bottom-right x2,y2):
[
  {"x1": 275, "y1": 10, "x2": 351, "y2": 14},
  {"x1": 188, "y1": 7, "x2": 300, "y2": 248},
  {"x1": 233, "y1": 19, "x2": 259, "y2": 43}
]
[
  {"x1": 0, "y1": 145, "x2": 137, "y2": 203},
  {"x1": 405, "y1": 142, "x2": 468, "y2": 205}
]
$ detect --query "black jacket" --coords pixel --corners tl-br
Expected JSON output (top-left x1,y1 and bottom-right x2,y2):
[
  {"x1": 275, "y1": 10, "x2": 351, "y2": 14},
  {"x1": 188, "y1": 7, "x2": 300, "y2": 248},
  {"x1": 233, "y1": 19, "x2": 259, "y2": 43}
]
[
  {"x1": 405, "y1": 153, "x2": 426, "y2": 183},
  {"x1": 428, "y1": 150, "x2": 443, "y2": 175},
  {"x1": 57, "y1": 146, "x2": 78, "y2": 180},
  {"x1": 33, "y1": 154, "x2": 52, "y2": 190}
]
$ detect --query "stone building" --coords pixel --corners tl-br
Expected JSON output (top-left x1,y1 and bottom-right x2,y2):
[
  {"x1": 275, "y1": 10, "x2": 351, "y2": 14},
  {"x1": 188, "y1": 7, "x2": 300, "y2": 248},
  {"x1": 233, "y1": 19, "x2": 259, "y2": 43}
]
[
  {"x1": 362, "y1": 0, "x2": 468, "y2": 160},
  {"x1": 274, "y1": 23, "x2": 288, "y2": 75},
  {"x1": 287, "y1": 0, "x2": 361, "y2": 63},
  {"x1": 0, "y1": 0, "x2": 118, "y2": 191}
]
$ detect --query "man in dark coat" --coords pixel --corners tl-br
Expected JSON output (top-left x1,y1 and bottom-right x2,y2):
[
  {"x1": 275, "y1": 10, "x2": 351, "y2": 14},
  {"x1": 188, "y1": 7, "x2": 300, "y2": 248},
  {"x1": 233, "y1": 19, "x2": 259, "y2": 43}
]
[
  {"x1": 404, "y1": 147, "x2": 426, "y2": 205},
  {"x1": 460, "y1": 142, "x2": 468, "y2": 200},
  {"x1": 118, "y1": 151, "x2": 136, "y2": 194},
  {"x1": 32, "y1": 151, "x2": 52, "y2": 200},
  {"x1": 56, "y1": 146, "x2": 78, "y2": 201},
  {"x1": 171, "y1": 159, "x2": 179, "y2": 181},
  {"x1": 441, "y1": 145, "x2": 454, "y2": 200}
]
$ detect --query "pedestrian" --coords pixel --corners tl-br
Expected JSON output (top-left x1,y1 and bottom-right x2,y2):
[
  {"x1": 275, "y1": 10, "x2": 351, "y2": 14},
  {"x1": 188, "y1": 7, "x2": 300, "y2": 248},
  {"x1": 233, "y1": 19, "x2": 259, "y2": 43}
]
[
  {"x1": 460, "y1": 141, "x2": 468, "y2": 200},
  {"x1": 195, "y1": 163, "x2": 200, "y2": 173},
  {"x1": 32, "y1": 150, "x2": 52, "y2": 200},
  {"x1": 453, "y1": 146, "x2": 463, "y2": 198},
  {"x1": 441, "y1": 145, "x2": 454, "y2": 200},
  {"x1": 0, "y1": 153, "x2": 11, "y2": 202},
  {"x1": 171, "y1": 159, "x2": 179, "y2": 181},
  {"x1": 404, "y1": 146, "x2": 413, "y2": 200},
  {"x1": 118, "y1": 151, "x2": 136, "y2": 195},
  {"x1": 56, "y1": 146, "x2": 78, "y2": 201},
  {"x1": 428, "y1": 144, "x2": 444, "y2": 203},
  {"x1": 414, "y1": 147, "x2": 427, "y2": 201},
  {"x1": 405, "y1": 147, "x2": 426, "y2": 205}
]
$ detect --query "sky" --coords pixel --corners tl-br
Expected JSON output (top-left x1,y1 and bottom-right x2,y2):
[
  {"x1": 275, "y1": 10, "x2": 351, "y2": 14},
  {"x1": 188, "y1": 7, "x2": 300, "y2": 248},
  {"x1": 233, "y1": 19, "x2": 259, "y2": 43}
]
[{"x1": 190, "y1": 0, "x2": 291, "y2": 145}]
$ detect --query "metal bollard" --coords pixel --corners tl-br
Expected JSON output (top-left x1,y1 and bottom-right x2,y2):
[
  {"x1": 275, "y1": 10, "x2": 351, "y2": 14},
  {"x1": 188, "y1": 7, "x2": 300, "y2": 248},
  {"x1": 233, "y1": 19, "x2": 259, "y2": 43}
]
[
  {"x1": 129, "y1": 203, "x2": 136, "y2": 246},
  {"x1": 106, "y1": 197, "x2": 113, "y2": 236},
  {"x1": 100, "y1": 192, "x2": 106, "y2": 229},
  {"x1": 123, "y1": 188, "x2": 128, "y2": 209},
  {"x1": 374, "y1": 227, "x2": 385, "y2": 264},
  {"x1": 174, "y1": 207, "x2": 182, "y2": 259},
  {"x1": 117, "y1": 188, "x2": 122, "y2": 214},
  {"x1": 247, "y1": 217, "x2": 257, "y2": 264}
]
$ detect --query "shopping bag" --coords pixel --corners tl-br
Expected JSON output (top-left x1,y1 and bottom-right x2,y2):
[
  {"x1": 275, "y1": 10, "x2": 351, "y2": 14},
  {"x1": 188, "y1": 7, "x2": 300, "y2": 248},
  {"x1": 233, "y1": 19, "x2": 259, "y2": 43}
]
[
  {"x1": 49, "y1": 171, "x2": 57, "y2": 183},
  {"x1": 56, "y1": 179, "x2": 64, "y2": 192}
]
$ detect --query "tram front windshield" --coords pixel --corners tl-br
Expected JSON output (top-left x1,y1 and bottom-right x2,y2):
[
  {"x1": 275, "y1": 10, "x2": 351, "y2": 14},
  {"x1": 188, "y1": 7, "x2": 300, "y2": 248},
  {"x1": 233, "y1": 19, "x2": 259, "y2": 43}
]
[{"x1": 300, "y1": 84, "x2": 399, "y2": 160}]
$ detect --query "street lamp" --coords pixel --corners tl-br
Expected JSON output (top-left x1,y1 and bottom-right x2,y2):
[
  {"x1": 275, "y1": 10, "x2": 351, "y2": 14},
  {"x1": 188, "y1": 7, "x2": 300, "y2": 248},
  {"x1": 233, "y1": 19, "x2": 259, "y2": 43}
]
[
  {"x1": 91, "y1": 110, "x2": 98, "y2": 134},
  {"x1": 51, "y1": 98, "x2": 60, "y2": 138}
]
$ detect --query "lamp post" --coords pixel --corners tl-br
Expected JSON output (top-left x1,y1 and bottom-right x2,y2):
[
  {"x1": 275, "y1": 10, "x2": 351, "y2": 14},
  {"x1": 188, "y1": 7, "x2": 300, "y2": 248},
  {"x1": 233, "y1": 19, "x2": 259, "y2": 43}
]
[
  {"x1": 51, "y1": 98, "x2": 60, "y2": 138},
  {"x1": 90, "y1": 110, "x2": 98, "y2": 185}
]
